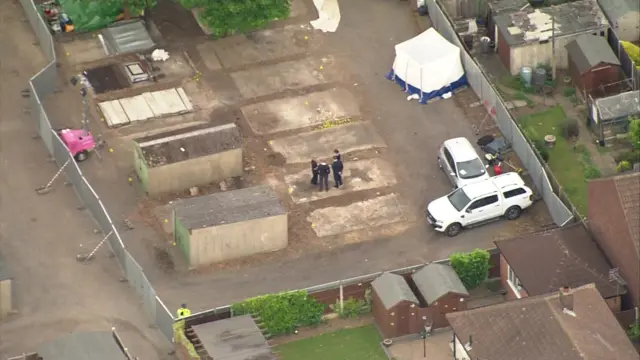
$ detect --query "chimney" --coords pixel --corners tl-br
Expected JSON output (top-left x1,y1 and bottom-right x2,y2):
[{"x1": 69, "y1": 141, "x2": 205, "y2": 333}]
[{"x1": 559, "y1": 286, "x2": 574, "y2": 311}]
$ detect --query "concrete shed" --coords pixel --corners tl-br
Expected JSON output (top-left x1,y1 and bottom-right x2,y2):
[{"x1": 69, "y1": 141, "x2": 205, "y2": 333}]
[
  {"x1": 412, "y1": 263, "x2": 470, "y2": 328},
  {"x1": 133, "y1": 123, "x2": 243, "y2": 196},
  {"x1": 0, "y1": 251, "x2": 12, "y2": 319},
  {"x1": 173, "y1": 185, "x2": 288, "y2": 267},
  {"x1": 371, "y1": 272, "x2": 420, "y2": 339},
  {"x1": 598, "y1": 0, "x2": 640, "y2": 42}
]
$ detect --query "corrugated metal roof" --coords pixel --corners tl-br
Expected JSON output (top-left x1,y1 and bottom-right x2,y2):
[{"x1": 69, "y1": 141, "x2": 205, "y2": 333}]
[
  {"x1": 412, "y1": 263, "x2": 469, "y2": 305},
  {"x1": 102, "y1": 20, "x2": 156, "y2": 56},
  {"x1": 595, "y1": 90, "x2": 640, "y2": 120},
  {"x1": 565, "y1": 35, "x2": 620, "y2": 74},
  {"x1": 371, "y1": 272, "x2": 418, "y2": 309},
  {"x1": 37, "y1": 331, "x2": 127, "y2": 360}
]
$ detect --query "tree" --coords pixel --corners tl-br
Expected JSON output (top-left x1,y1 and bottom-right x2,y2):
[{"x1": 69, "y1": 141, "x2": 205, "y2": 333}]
[
  {"x1": 450, "y1": 249, "x2": 491, "y2": 290},
  {"x1": 630, "y1": 117, "x2": 640, "y2": 152},
  {"x1": 179, "y1": 0, "x2": 291, "y2": 37}
]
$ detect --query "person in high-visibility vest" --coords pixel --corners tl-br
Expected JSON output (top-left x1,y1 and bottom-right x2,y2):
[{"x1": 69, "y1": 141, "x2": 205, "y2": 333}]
[{"x1": 177, "y1": 303, "x2": 191, "y2": 318}]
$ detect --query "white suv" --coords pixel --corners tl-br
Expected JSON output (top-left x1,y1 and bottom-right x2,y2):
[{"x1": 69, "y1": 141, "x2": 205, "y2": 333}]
[
  {"x1": 437, "y1": 137, "x2": 490, "y2": 188},
  {"x1": 426, "y1": 172, "x2": 534, "y2": 237}
]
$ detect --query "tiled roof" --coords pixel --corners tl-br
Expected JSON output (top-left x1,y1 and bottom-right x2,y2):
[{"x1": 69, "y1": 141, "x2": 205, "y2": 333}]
[
  {"x1": 495, "y1": 224, "x2": 622, "y2": 298},
  {"x1": 613, "y1": 173, "x2": 640, "y2": 256},
  {"x1": 446, "y1": 284, "x2": 640, "y2": 360}
]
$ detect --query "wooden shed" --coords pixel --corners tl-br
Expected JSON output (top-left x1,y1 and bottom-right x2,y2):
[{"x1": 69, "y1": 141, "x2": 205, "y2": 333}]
[
  {"x1": 371, "y1": 272, "x2": 420, "y2": 339},
  {"x1": 412, "y1": 263, "x2": 470, "y2": 328},
  {"x1": 565, "y1": 35, "x2": 622, "y2": 98},
  {"x1": 172, "y1": 185, "x2": 288, "y2": 268}
]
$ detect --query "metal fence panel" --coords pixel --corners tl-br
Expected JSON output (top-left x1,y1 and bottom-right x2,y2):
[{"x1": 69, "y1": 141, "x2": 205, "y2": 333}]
[
  {"x1": 141, "y1": 272, "x2": 157, "y2": 321},
  {"x1": 155, "y1": 296, "x2": 175, "y2": 341},
  {"x1": 31, "y1": 62, "x2": 57, "y2": 99},
  {"x1": 19, "y1": 0, "x2": 56, "y2": 62},
  {"x1": 125, "y1": 251, "x2": 145, "y2": 300}
]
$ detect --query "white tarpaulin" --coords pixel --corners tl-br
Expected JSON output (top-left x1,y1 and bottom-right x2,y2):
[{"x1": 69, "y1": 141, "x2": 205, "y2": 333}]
[
  {"x1": 387, "y1": 28, "x2": 467, "y2": 103},
  {"x1": 310, "y1": 0, "x2": 341, "y2": 32}
]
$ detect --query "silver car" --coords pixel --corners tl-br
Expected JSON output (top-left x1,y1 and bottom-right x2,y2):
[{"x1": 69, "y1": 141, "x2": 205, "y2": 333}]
[{"x1": 437, "y1": 137, "x2": 490, "y2": 188}]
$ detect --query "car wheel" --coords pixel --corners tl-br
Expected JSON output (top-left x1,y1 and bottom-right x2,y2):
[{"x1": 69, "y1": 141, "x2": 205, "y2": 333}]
[
  {"x1": 505, "y1": 206, "x2": 522, "y2": 220},
  {"x1": 445, "y1": 223, "x2": 462, "y2": 237},
  {"x1": 75, "y1": 151, "x2": 88, "y2": 162}
]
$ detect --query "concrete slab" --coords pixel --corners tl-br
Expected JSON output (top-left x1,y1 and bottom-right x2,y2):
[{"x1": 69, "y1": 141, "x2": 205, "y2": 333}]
[
  {"x1": 195, "y1": 43, "x2": 223, "y2": 71},
  {"x1": 285, "y1": 158, "x2": 397, "y2": 204},
  {"x1": 151, "y1": 88, "x2": 189, "y2": 114},
  {"x1": 98, "y1": 100, "x2": 130, "y2": 127},
  {"x1": 269, "y1": 121, "x2": 386, "y2": 164},
  {"x1": 308, "y1": 194, "x2": 409, "y2": 237},
  {"x1": 120, "y1": 95, "x2": 155, "y2": 122},
  {"x1": 230, "y1": 58, "x2": 326, "y2": 98},
  {"x1": 210, "y1": 26, "x2": 311, "y2": 68},
  {"x1": 388, "y1": 331, "x2": 454, "y2": 360},
  {"x1": 61, "y1": 38, "x2": 106, "y2": 66},
  {"x1": 242, "y1": 88, "x2": 360, "y2": 135},
  {"x1": 176, "y1": 88, "x2": 194, "y2": 111}
]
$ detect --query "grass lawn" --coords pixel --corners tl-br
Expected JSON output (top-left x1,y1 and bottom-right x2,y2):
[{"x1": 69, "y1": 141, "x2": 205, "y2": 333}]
[
  {"x1": 519, "y1": 106, "x2": 593, "y2": 214},
  {"x1": 276, "y1": 325, "x2": 387, "y2": 360}
]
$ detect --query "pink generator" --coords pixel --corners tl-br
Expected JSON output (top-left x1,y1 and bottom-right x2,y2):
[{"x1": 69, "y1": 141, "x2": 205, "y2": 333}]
[{"x1": 57, "y1": 128, "x2": 96, "y2": 162}]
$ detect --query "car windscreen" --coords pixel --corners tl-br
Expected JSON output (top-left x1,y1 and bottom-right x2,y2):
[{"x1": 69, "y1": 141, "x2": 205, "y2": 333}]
[
  {"x1": 447, "y1": 188, "x2": 471, "y2": 212},
  {"x1": 457, "y1": 159, "x2": 486, "y2": 179}
]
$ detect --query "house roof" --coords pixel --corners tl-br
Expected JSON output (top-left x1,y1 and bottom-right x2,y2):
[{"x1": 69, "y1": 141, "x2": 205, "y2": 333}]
[
  {"x1": 371, "y1": 272, "x2": 419, "y2": 309},
  {"x1": 412, "y1": 263, "x2": 469, "y2": 305},
  {"x1": 446, "y1": 284, "x2": 639, "y2": 360},
  {"x1": 565, "y1": 35, "x2": 621, "y2": 74},
  {"x1": 173, "y1": 185, "x2": 285, "y2": 229},
  {"x1": 495, "y1": 224, "x2": 622, "y2": 298},
  {"x1": 595, "y1": 90, "x2": 640, "y2": 121},
  {"x1": 136, "y1": 122, "x2": 242, "y2": 168},
  {"x1": 597, "y1": 0, "x2": 640, "y2": 23},
  {"x1": 495, "y1": 0, "x2": 608, "y2": 47},
  {"x1": 37, "y1": 331, "x2": 127, "y2": 360},
  {"x1": 589, "y1": 172, "x2": 640, "y2": 258},
  {"x1": 191, "y1": 315, "x2": 277, "y2": 360}
]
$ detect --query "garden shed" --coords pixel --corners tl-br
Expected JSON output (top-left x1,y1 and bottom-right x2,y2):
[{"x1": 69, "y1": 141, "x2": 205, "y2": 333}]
[
  {"x1": 371, "y1": 272, "x2": 420, "y2": 339},
  {"x1": 133, "y1": 123, "x2": 243, "y2": 196},
  {"x1": 172, "y1": 185, "x2": 288, "y2": 267},
  {"x1": 412, "y1": 263, "x2": 469, "y2": 328},
  {"x1": 589, "y1": 90, "x2": 640, "y2": 143},
  {"x1": 565, "y1": 35, "x2": 622, "y2": 97},
  {"x1": 0, "y1": 251, "x2": 12, "y2": 319}
]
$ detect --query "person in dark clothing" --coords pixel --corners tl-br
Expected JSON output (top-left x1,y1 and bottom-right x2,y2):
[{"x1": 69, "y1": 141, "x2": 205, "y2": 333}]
[
  {"x1": 334, "y1": 149, "x2": 341, "y2": 161},
  {"x1": 317, "y1": 162, "x2": 331, "y2": 191},
  {"x1": 310, "y1": 159, "x2": 319, "y2": 185},
  {"x1": 332, "y1": 156, "x2": 344, "y2": 188}
]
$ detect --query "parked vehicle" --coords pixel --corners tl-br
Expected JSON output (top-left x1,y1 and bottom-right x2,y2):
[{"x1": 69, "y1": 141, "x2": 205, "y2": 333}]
[
  {"x1": 426, "y1": 172, "x2": 534, "y2": 237},
  {"x1": 437, "y1": 137, "x2": 489, "y2": 188},
  {"x1": 57, "y1": 128, "x2": 96, "y2": 162}
]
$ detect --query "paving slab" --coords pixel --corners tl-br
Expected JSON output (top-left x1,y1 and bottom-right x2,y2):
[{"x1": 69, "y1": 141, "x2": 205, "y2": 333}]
[
  {"x1": 194, "y1": 43, "x2": 223, "y2": 71},
  {"x1": 210, "y1": 25, "x2": 311, "y2": 68},
  {"x1": 308, "y1": 194, "x2": 409, "y2": 237},
  {"x1": 230, "y1": 58, "x2": 326, "y2": 98},
  {"x1": 269, "y1": 121, "x2": 386, "y2": 164},
  {"x1": 242, "y1": 88, "x2": 360, "y2": 135},
  {"x1": 285, "y1": 158, "x2": 396, "y2": 203}
]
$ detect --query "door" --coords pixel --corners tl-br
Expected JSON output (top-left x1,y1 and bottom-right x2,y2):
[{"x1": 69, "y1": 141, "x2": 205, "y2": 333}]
[
  {"x1": 442, "y1": 147, "x2": 458, "y2": 186},
  {"x1": 463, "y1": 195, "x2": 501, "y2": 224}
]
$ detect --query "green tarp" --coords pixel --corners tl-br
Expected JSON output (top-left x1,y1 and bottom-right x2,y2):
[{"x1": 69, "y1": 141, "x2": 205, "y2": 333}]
[{"x1": 58, "y1": 0, "x2": 123, "y2": 32}]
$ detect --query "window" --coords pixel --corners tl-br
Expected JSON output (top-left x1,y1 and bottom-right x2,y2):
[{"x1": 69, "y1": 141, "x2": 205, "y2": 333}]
[
  {"x1": 457, "y1": 158, "x2": 486, "y2": 179},
  {"x1": 503, "y1": 188, "x2": 526, "y2": 198},
  {"x1": 507, "y1": 264, "x2": 523, "y2": 298},
  {"x1": 444, "y1": 148, "x2": 455, "y2": 170},
  {"x1": 468, "y1": 195, "x2": 499, "y2": 210},
  {"x1": 448, "y1": 187, "x2": 472, "y2": 211}
]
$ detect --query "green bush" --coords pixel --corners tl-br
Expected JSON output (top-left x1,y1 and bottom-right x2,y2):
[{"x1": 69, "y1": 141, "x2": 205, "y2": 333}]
[
  {"x1": 559, "y1": 118, "x2": 580, "y2": 139},
  {"x1": 450, "y1": 249, "x2": 491, "y2": 290},
  {"x1": 629, "y1": 322, "x2": 640, "y2": 341},
  {"x1": 583, "y1": 164, "x2": 601, "y2": 179},
  {"x1": 533, "y1": 140, "x2": 550, "y2": 162},
  {"x1": 614, "y1": 150, "x2": 640, "y2": 164},
  {"x1": 232, "y1": 290, "x2": 325, "y2": 336},
  {"x1": 180, "y1": 0, "x2": 291, "y2": 37},
  {"x1": 630, "y1": 118, "x2": 640, "y2": 152},
  {"x1": 330, "y1": 297, "x2": 371, "y2": 319},
  {"x1": 616, "y1": 161, "x2": 632, "y2": 173},
  {"x1": 524, "y1": 127, "x2": 541, "y2": 142}
]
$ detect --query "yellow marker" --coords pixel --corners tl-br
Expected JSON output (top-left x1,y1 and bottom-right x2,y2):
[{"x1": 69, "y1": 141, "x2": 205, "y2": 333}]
[
  {"x1": 108, "y1": 148, "x2": 114, "y2": 153},
  {"x1": 65, "y1": 52, "x2": 70, "y2": 57},
  {"x1": 311, "y1": 223, "x2": 316, "y2": 228},
  {"x1": 128, "y1": 177, "x2": 133, "y2": 183},
  {"x1": 319, "y1": 65, "x2": 323, "y2": 70},
  {"x1": 304, "y1": 36, "x2": 308, "y2": 40},
  {"x1": 172, "y1": 242, "x2": 176, "y2": 246},
  {"x1": 164, "y1": 219, "x2": 169, "y2": 223},
  {"x1": 269, "y1": 140, "x2": 273, "y2": 144},
  {"x1": 288, "y1": 187, "x2": 293, "y2": 194},
  {"x1": 305, "y1": 101, "x2": 309, "y2": 105}
]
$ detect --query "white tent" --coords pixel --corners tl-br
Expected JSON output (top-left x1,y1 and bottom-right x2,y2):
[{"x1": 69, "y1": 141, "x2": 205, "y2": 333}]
[{"x1": 387, "y1": 28, "x2": 467, "y2": 103}]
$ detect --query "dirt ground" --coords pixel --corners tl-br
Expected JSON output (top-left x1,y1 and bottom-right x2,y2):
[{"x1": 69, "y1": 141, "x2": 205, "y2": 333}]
[
  {"x1": 38, "y1": 0, "x2": 553, "y2": 315},
  {"x1": 0, "y1": 2, "x2": 172, "y2": 358}
]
